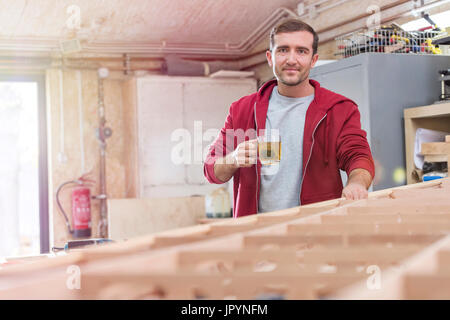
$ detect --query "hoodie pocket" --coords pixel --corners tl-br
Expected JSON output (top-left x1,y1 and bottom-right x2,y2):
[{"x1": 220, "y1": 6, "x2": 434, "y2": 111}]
[
  {"x1": 313, "y1": 115, "x2": 330, "y2": 167},
  {"x1": 238, "y1": 167, "x2": 257, "y2": 188}
]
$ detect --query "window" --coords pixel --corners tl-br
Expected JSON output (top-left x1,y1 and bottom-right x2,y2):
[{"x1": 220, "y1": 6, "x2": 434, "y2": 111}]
[{"x1": 0, "y1": 75, "x2": 48, "y2": 257}]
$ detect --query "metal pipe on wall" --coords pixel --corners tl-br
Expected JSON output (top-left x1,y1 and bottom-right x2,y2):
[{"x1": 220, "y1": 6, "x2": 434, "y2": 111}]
[
  {"x1": 241, "y1": 0, "x2": 450, "y2": 70},
  {"x1": 0, "y1": 5, "x2": 306, "y2": 56},
  {"x1": 96, "y1": 68, "x2": 112, "y2": 238},
  {"x1": 1, "y1": 0, "x2": 447, "y2": 70},
  {"x1": 0, "y1": 0, "x2": 446, "y2": 58}
]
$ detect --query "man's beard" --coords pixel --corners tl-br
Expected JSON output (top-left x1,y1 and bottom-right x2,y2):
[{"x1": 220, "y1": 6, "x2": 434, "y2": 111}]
[{"x1": 274, "y1": 66, "x2": 309, "y2": 87}]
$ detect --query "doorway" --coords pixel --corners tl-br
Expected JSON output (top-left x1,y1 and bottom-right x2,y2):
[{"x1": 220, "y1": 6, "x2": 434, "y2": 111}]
[{"x1": 0, "y1": 75, "x2": 48, "y2": 257}]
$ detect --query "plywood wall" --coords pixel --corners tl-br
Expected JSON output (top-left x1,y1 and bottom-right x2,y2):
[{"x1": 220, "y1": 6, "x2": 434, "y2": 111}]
[
  {"x1": 46, "y1": 69, "x2": 138, "y2": 248},
  {"x1": 135, "y1": 76, "x2": 256, "y2": 199}
]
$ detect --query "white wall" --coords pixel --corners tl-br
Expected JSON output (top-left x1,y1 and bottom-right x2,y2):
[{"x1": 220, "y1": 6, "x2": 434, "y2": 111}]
[{"x1": 136, "y1": 75, "x2": 257, "y2": 203}]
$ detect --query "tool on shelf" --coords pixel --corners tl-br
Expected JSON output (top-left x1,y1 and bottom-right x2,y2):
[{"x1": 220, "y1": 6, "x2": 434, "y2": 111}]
[{"x1": 336, "y1": 16, "x2": 445, "y2": 58}]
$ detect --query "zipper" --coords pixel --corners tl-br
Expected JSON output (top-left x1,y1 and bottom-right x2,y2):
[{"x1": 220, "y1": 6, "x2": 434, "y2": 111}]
[
  {"x1": 254, "y1": 102, "x2": 259, "y2": 214},
  {"x1": 299, "y1": 114, "x2": 327, "y2": 204}
]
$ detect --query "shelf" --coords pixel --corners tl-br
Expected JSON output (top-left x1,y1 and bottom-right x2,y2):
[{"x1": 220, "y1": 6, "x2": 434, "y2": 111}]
[{"x1": 404, "y1": 103, "x2": 450, "y2": 184}]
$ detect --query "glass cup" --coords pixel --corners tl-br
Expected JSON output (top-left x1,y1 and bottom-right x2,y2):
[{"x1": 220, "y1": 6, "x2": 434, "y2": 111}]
[{"x1": 257, "y1": 130, "x2": 281, "y2": 166}]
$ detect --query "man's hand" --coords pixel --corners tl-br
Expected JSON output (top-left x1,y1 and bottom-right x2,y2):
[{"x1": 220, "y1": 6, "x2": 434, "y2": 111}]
[
  {"x1": 232, "y1": 139, "x2": 258, "y2": 168},
  {"x1": 342, "y1": 182, "x2": 368, "y2": 200},
  {"x1": 342, "y1": 168, "x2": 372, "y2": 200},
  {"x1": 214, "y1": 139, "x2": 258, "y2": 183}
]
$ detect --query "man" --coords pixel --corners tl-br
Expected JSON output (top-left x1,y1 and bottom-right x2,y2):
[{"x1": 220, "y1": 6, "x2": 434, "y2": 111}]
[{"x1": 204, "y1": 19, "x2": 375, "y2": 218}]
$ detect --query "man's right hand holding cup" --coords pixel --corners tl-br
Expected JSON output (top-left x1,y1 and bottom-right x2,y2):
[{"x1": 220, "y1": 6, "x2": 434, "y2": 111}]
[
  {"x1": 214, "y1": 139, "x2": 258, "y2": 183},
  {"x1": 231, "y1": 139, "x2": 258, "y2": 168}
]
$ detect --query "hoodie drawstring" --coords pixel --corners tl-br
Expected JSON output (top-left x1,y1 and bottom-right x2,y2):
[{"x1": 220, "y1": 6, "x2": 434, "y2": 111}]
[{"x1": 323, "y1": 114, "x2": 329, "y2": 166}]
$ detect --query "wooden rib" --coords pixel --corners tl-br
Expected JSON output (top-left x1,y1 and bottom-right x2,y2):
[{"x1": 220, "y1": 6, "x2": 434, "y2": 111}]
[
  {"x1": 402, "y1": 248, "x2": 450, "y2": 299},
  {"x1": 302, "y1": 247, "x2": 420, "y2": 264},
  {"x1": 0, "y1": 178, "x2": 449, "y2": 300},
  {"x1": 243, "y1": 234, "x2": 442, "y2": 248},
  {"x1": 366, "y1": 179, "x2": 443, "y2": 199},
  {"x1": 287, "y1": 223, "x2": 450, "y2": 235},
  {"x1": 175, "y1": 247, "x2": 421, "y2": 273},
  {"x1": 321, "y1": 214, "x2": 450, "y2": 224},
  {"x1": 176, "y1": 249, "x2": 298, "y2": 273},
  {"x1": 437, "y1": 249, "x2": 450, "y2": 272},
  {"x1": 330, "y1": 234, "x2": 450, "y2": 299},
  {"x1": 403, "y1": 274, "x2": 450, "y2": 299},
  {"x1": 346, "y1": 205, "x2": 450, "y2": 215},
  {"x1": 76, "y1": 272, "x2": 368, "y2": 300}
]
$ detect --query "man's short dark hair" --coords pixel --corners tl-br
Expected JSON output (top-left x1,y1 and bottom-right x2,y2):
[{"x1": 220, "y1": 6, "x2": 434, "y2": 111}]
[{"x1": 269, "y1": 19, "x2": 319, "y2": 55}]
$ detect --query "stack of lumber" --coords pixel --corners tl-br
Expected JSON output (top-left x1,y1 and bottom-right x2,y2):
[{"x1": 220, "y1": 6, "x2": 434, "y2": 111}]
[{"x1": 0, "y1": 178, "x2": 449, "y2": 299}]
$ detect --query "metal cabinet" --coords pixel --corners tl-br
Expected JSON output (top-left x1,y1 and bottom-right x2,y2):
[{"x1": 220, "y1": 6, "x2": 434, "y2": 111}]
[{"x1": 310, "y1": 53, "x2": 450, "y2": 190}]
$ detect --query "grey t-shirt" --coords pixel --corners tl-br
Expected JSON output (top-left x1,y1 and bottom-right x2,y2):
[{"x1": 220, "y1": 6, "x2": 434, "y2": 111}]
[{"x1": 258, "y1": 86, "x2": 314, "y2": 213}]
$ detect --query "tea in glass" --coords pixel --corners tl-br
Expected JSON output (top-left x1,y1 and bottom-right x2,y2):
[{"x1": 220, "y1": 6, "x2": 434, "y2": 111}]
[{"x1": 258, "y1": 133, "x2": 281, "y2": 166}]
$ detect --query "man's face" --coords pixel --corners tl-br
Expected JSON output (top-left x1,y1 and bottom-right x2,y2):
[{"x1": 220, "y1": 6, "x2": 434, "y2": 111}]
[{"x1": 266, "y1": 31, "x2": 319, "y2": 87}]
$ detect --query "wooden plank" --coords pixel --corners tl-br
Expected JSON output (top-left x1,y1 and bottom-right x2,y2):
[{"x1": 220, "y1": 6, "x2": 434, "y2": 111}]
[
  {"x1": 421, "y1": 140, "x2": 450, "y2": 171},
  {"x1": 176, "y1": 249, "x2": 298, "y2": 273},
  {"x1": 243, "y1": 234, "x2": 343, "y2": 248},
  {"x1": 0, "y1": 248, "x2": 149, "y2": 276},
  {"x1": 302, "y1": 248, "x2": 419, "y2": 265},
  {"x1": 256, "y1": 210, "x2": 327, "y2": 224},
  {"x1": 389, "y1": 188, "x2": 450, "y2": 199},
  {"x1": 207, "y1": 223, "x2": 259, "y2": 236},
  {"x1": 1, "y1": 178, "x2": 449, "y2": 300},
  {"x1": 421, "y1": 142, "x2": 450, "y2": 155},
  {"x1": 0, "y1": 252, "x2": 87, "y2": 275},
  {"x1": 404, "y1": 116, "x2": 416, "y2": 184},
  {"x1": 424, "y1": 154, "x2": 448, "y2": 162},
  {"x1": 176, "y1": 247, "x2": 422, "y2": 274},
  {"x1": 330, "y1": 235, "x2": 450, "y2": 299},
  {"x1": 346, "y1": 205, "x2": 450, "y2": 215},
  {"x1": 403, "y1": 274, "x2": 450, "y2": 299},
  {"x1": 197, "y1": 218, "x2": 232, "y2": 224},
  {"x1": 107, "y1": 196, "x2": 206, "y2": 241},
  {"x1": 242, "y1": 234, "x2": 442, "y2": 249},
  {"x1": 287, "y1": 223, "x2": 450, "y2": 235},
  {"x1": 403, "y1": 103, "x2": 450, "y2": 119},
  {"x1": 151, "y1": 235, "x2": 211, "y2": 248},
  {"x1": 77, "y1": 272, "x2": 367, "y2": 300},
  {"x1": 321, "y1": 214, "x2": 450, "y2": 224},
  {"x1": 436, "y1": 249, "x2": 450, "y2": 272},
  {"x1": 0, "y1": 273, "x2": 81, "y2": 300},
  {"x1": 85, "y1": 179, "x2": 445, "y2": 255}
]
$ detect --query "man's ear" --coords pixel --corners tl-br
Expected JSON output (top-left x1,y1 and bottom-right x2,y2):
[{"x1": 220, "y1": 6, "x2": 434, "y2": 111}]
[
  {"x1": 266, "y1": 50, "x2": 273, "y2": 68},
  {"x1": 310, "y1": 53, "x2": 319, "y2": 68}
]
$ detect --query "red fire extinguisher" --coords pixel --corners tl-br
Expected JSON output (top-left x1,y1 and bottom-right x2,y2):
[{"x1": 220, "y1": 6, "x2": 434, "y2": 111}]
[{"x1": 56, "y1": 175, "x2": 95, "y2": 238}]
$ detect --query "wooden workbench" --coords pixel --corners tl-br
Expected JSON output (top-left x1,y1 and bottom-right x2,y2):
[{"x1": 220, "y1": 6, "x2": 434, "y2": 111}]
[{"x1": 1, "y1": 178, "x2": 450, "y2": 299}]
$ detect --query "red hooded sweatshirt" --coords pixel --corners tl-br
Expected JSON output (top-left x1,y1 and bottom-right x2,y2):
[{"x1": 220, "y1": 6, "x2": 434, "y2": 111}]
[{"x1": 204, "y1": 79, "x2": 375, "y2": 218}]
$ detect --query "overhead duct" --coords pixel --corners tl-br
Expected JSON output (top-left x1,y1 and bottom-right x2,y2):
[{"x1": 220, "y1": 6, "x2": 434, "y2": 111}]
[{"x1": 163, "y1": 54, "x2": 242, "y2": 77}]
